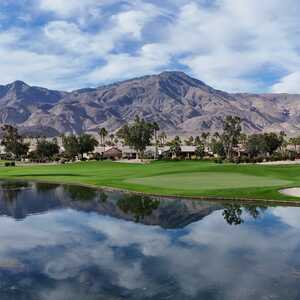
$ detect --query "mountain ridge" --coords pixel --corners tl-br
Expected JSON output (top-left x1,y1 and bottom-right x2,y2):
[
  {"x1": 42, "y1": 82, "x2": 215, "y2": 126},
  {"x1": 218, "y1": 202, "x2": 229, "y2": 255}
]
[{"x1": 1, "y1": 71, "x2": 300, "y2": 137}]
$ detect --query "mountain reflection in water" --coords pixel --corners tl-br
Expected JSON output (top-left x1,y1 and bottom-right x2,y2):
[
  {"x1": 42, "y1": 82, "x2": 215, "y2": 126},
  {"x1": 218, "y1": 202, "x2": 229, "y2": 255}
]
[{"x1": 0, "y1": 181, "x2": 300, "y2": 300}]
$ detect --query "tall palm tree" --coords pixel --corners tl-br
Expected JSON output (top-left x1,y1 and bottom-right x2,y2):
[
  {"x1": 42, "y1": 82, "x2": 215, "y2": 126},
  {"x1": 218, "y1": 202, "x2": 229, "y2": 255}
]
[
  {"x1": 152, "y1": 122, "x2": 160, "y2": 159},
  {"x1": 158, "y1": 132, "x2": 167, "y2": 146},
  {"x1": 98, "y1": 127, "x2": 108, "y2": 154},
  {"x1": 109, "y1": 134, "x2": 115, "y2": 144},
  {"x1": 98, "y1": 127, "x2": 108, "y2": 145}
]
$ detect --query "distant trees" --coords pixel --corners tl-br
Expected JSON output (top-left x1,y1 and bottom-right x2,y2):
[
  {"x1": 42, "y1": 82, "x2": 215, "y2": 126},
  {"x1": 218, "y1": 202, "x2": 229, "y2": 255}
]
[
  {"x1": 221, "y1": 116, "x2": 242, "y2": 160},
  {"x1": 195, "y1": 142, "x2": 205, "y2": 159},
  {"x1": 201, "y1": 132, "x2": 210, "y2": 149},
  {"x1": 98, "y1": 127, "x2": 108, "y2": 146},
  {"x1": 185, "y1": 136, "x2": 194, "y2": 146},
  {"x1": 210, "y1": 138, "x2": 226, "y2": 159},
  {"x1": 246, "y1": 132, "x2": 284, "y2": 158},
  {"x1": 0, "y1": 125, "x2": 29, "y2": 159},
  {"x1": 289, "y1": 136, "x2": 300, "y2": 151},
  {"x1": 108, "y1": 134, "x2": 115, "y2": 146},
  {"x1": 78, "y1": 134, "x2": 99, "y2": 158},
  {"x1": 62, "y1": 134, "x2": 98, "y2": 160},
  {"x1": 117, "y1": 116, "x2": 155, "y2": 158},
  {"x1": 168, "y1": 136, "x2": 182, "y2": 158},
  {"x1": 158, "y1": 131, "x2": 167, "y2": 146},
  {"x1": 31, "y1": 138, "x2": 60, "y2": 161},
  {"x1": 152, "y1": 122, "x2": 160, "y2": 159}
]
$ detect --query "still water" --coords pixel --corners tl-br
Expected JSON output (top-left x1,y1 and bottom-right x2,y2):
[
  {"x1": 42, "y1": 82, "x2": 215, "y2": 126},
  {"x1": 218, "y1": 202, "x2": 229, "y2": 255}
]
[{"x1": 0, "y1": 181, "x2": 300, "y2": 299}]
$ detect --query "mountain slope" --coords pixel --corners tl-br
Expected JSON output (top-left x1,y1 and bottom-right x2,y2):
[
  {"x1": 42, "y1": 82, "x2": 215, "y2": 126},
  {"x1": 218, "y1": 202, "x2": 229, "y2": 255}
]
[{"x1": 1, "y1": 72, "x2": 300, "y2": 136}]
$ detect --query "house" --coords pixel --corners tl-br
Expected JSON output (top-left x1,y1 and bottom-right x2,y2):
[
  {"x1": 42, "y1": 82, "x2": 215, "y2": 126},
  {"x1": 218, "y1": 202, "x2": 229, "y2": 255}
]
[
  {"x1": 179, "y1": 146, "x2": 197, "y2": 159},
  {"x1": 103, "y1": 147, "x2": 122, "y2": 160},
  {"x1": 122, "y1": 146, "x2": 138, "y2": 159},
  {"x1": 121, "y1": 145, "x2": 199, "y2": 159}
]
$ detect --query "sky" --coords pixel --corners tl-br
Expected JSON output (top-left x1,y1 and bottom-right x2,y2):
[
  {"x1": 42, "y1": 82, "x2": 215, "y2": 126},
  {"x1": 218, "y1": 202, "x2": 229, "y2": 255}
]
[{"x1": 0, "y1": 0, "x2": 300, "y2": 93}]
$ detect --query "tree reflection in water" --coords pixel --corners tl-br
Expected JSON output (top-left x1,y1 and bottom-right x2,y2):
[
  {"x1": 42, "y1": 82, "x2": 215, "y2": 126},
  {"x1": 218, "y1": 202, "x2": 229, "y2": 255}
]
[
  {"x1": 0, "y1": 181, "x2": 30, "y2": 202},
  {"x1": 222, "y1": 203, "x2": 267, "y2": 225},
  {"x1": 64, "y1": 185, "x2": 97, "y2": 202},
  {"x1": 117, "y1": 194, "x2": 160, "y2": 223}
]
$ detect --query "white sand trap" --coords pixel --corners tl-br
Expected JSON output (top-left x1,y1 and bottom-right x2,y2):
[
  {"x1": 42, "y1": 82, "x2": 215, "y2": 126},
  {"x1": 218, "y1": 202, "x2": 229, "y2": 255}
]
[{"x1": 280, "y1": 188, "x2": 300, "y2": 197}]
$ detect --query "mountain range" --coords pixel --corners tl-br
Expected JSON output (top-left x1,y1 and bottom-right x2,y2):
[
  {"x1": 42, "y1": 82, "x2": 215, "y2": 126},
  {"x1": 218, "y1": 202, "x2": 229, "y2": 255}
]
[{"x1": 1, "y1": 71, "x2": 300, "y2": 137}]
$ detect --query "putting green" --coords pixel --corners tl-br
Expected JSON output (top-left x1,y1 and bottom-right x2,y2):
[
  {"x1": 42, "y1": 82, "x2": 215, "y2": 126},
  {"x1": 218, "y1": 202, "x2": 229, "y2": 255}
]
[{"x1": 126, "y1": 172, "x2": 291, "y2": 191}]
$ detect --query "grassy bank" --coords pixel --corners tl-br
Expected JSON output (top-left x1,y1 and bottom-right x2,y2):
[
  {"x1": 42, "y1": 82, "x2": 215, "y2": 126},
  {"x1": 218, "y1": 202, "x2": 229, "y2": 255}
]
[{"x1": 0, "y1": 160, "x2": 299, "y2": 201}]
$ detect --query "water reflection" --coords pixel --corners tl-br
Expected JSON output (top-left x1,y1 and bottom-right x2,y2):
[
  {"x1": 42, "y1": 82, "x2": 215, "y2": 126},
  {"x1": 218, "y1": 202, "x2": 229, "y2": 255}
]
[
  {"x1": 0, "y1": 181, "x2": 300, "y2": 299},
  {"x1": 117, "y1": 195, "x2": 160, "y2": 222},
  {"x1": 222, "y1": 203, "x2": 267, "y2": 225},
  {"x1": 0, "y1": 182, "x2": 220, "y2": 228}
]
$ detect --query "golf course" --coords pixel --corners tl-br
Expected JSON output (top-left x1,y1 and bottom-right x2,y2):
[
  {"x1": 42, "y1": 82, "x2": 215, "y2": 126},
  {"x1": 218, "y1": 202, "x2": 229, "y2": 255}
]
[{"x1": 0, "y1": 160, "x2": 300, "y2": 202}]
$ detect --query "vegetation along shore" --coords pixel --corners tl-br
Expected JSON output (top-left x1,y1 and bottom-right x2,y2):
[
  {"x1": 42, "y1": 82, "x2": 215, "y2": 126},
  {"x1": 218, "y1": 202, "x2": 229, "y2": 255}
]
[
  {"x1": 1, "y1": 160, "x2": 300, "y2": 202},
  {"x1": 1, "y1": 115, "x2": 300, "y2": 202}
]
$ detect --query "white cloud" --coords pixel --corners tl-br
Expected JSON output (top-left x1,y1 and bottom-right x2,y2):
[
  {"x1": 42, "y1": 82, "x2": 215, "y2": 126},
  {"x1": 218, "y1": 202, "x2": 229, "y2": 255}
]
[
  {"x1": 38, "y1": 0, "x2": 101, "y2": 17},
  {"x1": 1, "y1": 0, "x2": 300, "y2": 92},
  {"x1": 164, "y1": 0, "x2": 300, "y2": 92},
  {"x1": 271, "y1": 72, "x2": 300, "y2": 94},
  {"x1": 87, "y1": 43, "x2": 170, "y2": 83}
]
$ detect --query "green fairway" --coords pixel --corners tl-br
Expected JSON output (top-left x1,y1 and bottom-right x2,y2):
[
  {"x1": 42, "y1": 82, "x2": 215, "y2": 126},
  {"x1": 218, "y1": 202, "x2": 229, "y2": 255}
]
[
  {"x1": 0, "y1": 160, "x2": 299, "y2": 201},
  {"x1": 126, "y1": 172, "x2": 291, "y2": 190}
]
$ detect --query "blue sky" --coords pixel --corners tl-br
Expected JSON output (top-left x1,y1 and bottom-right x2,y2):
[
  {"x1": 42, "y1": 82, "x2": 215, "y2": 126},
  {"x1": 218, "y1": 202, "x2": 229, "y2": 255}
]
[{"x1": 0, "y1": 0, "x2": 300, "y2": 93}]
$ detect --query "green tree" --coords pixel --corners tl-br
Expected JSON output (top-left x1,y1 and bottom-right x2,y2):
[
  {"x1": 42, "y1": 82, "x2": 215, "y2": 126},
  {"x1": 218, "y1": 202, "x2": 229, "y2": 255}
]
[
  {"x1": 195, "y1": 142, "x2": 205, "y2": 159},
  {"x1": 246, "y1": 134, "x2": 266, "y2": 158},
  {"x1": 158, "y1": 131, "x2": 167, "y2": 146},
  {"x1": 78, "y1": 134, "x2": 99, "y2": 159},
  {"x1": 98, "y1": 127, "x2": 108, "y2": 146},
  {"x1": 35, "y1": 138, "x2": 60, "y2": 161},
  {"x1": 239, "y1": 133, "x2": 248, "y2": 146},
  {"x1": 62, "y1": 135, "x2": 80, "y2": 160},
  {"x1": 264, "y1": 132, "x2": 283, "y2": 155},
  {"x1": 169, "y1": 136, "x2": 182, "y2": 158},
  {"x1": 117, "y1": 117, "x2": 155, "y2": 159},
  {"x1": 211, "y1": 139, "x2": 226, "y2": 158},
  {"x1": 221, "y1": 116, "x2": 242, "y2": 160},
  {"x1": 0, "y1": 125, "x2": 29, "y2": 159},
  {"x1": 194, "y1": 136, "x2": 202, "y2": 146},
  {"x1": 152, "y1": 122, "x2": 160, "y2": 159},
  {"x1": 201, "y1": 132, "x2": 210, "y2": 148},
  {"x1": 62, "y1": 134, "x2": 98, "y2": 160},
  {"x1": 289, "y1": 136, "x2": 300, "y2": 152}
]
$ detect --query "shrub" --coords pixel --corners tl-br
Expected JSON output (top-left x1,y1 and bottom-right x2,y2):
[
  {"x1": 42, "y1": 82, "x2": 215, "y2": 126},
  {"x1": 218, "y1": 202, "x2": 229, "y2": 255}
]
[
  {"x1": 4, "y1": 161, "x2": 16, "y2": 167},
  {"x1": 214, "y1": 158, "x2": 223, "y2": 164},
  {"x1": 286, "y1": 151, "x2": 297, "y2": 161}
]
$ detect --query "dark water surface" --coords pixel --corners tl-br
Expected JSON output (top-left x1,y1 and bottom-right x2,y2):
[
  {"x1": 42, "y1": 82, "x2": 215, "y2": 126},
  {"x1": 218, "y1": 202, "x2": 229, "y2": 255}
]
[{"x1": 0, "y1": 181, "x2": 300, "y2": 299}]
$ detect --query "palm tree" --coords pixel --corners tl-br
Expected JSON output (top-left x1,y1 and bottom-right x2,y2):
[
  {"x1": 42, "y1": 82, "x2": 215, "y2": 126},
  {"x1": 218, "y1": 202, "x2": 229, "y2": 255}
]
[
  {"x1": 98, "y1": 127, "x2": 108, "y2": 155},
  {"x1": 152, "y1": 122, "x2": 160, "y2": 159},
  {"x1": 98, "y1": 127, "x2": 108, "y2": 146},
  {"x1": 158, "y1": 132, "x2": 167, "y2": 147},
  {"x1": 109, "y1": 134, "x2": 115, "y2": 145}
]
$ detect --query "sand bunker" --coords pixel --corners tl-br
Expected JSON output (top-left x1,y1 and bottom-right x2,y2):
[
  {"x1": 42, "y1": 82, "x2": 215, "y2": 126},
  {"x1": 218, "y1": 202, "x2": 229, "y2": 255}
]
[{"x1": 280, "y1": 188, "x2": 300, "y2": 197}]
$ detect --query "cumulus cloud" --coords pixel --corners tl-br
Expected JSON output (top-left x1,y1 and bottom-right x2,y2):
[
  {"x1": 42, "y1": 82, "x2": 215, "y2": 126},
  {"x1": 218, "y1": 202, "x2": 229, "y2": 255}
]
[
  {"x1": 2, "y1": 204, "x2": 300, "y2": 299},
  {"x1": 38, "y1": 0, "x2": 102, "y2": 17},
  {"x1": 271, "y1": 72, "x2": 300, "y2": 93},
  {"x1": 0, "y1": 0, "x2": 300, "y2": 92}
]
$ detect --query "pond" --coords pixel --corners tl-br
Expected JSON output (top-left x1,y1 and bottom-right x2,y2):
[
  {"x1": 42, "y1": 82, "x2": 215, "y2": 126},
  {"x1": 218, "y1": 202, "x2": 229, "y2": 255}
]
[{"x1": 0, "y1": 181, "x2": 300, "y2": 299}]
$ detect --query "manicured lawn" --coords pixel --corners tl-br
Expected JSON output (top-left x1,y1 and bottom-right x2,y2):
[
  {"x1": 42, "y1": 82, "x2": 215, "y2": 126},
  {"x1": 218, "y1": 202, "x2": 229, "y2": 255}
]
[
  {"x1": 0, "y1": 160, "x2": 300, "y2": 201},
  {"x1": 126, "y1": 172, "x2": 291, "y2": 190}
]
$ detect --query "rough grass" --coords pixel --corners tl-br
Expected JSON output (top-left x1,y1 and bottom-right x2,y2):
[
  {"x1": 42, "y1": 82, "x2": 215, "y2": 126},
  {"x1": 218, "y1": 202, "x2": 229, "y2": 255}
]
[{"x1": 0, "y1": 160, "x2": 299, "y2": 201}]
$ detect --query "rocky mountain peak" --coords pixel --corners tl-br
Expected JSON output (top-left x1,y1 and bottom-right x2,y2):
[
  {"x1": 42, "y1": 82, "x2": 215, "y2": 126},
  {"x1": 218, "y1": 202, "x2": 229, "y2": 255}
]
[{"x1": 1, "y1": 71, "x2": 300, "y2": 137}]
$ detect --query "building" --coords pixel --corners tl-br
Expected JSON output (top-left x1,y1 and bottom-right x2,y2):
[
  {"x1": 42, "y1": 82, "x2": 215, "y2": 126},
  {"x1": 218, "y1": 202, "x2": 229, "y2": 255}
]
[{"x1": 103, "y1": 147, "x2": 122, "y2": 160}]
